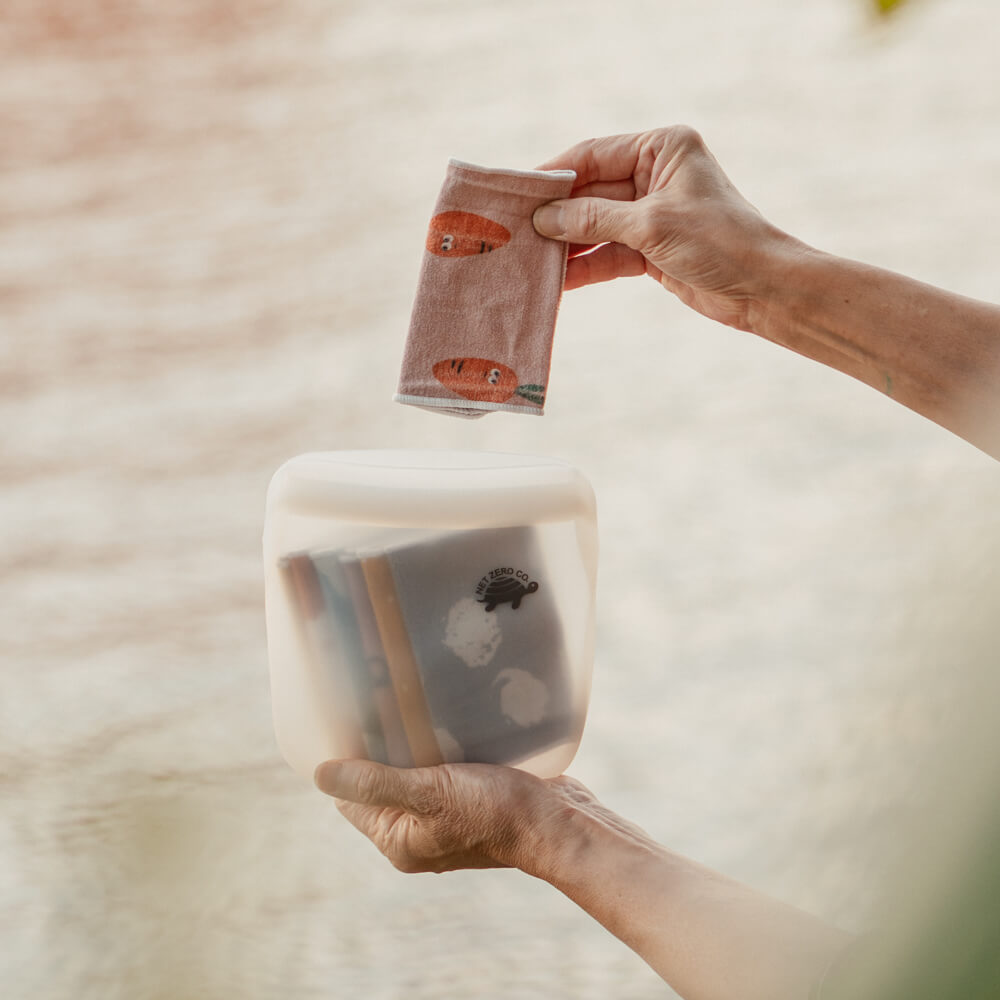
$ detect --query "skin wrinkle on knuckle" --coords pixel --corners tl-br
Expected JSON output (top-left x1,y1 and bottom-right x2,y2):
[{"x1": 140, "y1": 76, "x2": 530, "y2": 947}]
[
  {"x1": 671, "y1": 123, "x2": 703, "y2": 154},
  {"x1": 552, "y1": 774, "x2": 589, "y2": 794},
  {"x1": 354, "y1": 764, "x2": 392, "y2": 806},
  {"x1": 577, "y1": 198, "x2": 605, "y2": 242}
]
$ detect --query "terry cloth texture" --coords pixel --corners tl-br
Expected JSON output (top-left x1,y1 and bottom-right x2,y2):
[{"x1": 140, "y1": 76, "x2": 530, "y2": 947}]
[{"x1": 395, "y1": 159, "x2": 576, "y2": 418}]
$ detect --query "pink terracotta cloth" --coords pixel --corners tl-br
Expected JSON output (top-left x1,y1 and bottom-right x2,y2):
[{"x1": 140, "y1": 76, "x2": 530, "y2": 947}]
[{"x1": 395, "y1": 159, "x2": 576, "y2": 418}]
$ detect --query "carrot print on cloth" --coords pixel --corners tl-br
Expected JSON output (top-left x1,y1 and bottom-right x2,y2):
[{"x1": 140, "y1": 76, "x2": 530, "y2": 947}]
[
  {"x1": 432, "y1": 358, "x2": 545, "y2": 407},
  {"x1": 426, "y1": 212, "x2": 511, "y2": 257},
  {"x1": 395, "y1": 159, "x2": 576, "y2": 418}
]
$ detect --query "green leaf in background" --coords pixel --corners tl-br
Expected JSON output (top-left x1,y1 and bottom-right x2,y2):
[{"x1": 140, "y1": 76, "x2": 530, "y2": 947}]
[{"x1": 875, "y1": 0, "x2": 907, "y2": 13}]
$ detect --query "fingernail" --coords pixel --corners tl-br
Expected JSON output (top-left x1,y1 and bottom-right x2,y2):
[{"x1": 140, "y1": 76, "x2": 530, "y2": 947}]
[
  {"x1": 533, "y1": 203, "x2": 566, "y2": 239},
  {"x1": 314, "y1": 760, "x2": 343, "y2": 795}
]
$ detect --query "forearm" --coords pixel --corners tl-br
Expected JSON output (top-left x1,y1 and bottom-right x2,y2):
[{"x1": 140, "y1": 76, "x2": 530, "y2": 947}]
[
  {"x1": 752, "y1": 244, "x2": 1000, "y2": 459},
  {"x1": 519, "y1": 796, "x2": 851, "y2": 1000}
]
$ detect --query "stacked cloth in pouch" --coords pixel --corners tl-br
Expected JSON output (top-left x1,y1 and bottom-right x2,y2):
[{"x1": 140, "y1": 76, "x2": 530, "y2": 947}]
[
  {"x1": 282, "y1": 526, "x2": 574, "y2": 768},
  {"x1": 395, "y1": 160, "x2": 576, "y2": 417}
]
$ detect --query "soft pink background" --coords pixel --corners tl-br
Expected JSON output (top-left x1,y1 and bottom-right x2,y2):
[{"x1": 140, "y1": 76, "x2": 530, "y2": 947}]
[{"x1": 3, "y1": 2, "x2": 999, "y2": 997}]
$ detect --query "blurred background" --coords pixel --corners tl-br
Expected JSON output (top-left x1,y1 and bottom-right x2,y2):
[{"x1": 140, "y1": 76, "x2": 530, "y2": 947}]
[{"x1": 2, "y1": 0, "x2": 999, "y2": 997}]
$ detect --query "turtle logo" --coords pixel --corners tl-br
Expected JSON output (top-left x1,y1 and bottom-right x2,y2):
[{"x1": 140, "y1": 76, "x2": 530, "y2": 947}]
[{"x1": 475, "y1": 568, "x2": 539, "y2": 612}]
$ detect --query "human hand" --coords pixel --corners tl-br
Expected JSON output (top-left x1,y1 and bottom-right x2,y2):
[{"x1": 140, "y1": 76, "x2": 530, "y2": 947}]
[
  {"x1": 315, "y1": 759, "x2": 603, "y2": 875},
  {"x1": 317, "y1": 759, "x2": 853, "y2": 1000},
  {"x1": 533, "y1": 126, "x2": 805, "y2": 332}
]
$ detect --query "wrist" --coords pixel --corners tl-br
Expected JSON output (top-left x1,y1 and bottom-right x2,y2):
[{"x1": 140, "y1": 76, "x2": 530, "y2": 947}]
[
  {"x1": 744, "y1": 230, "x2": 824, "y2": 343},
  {"x1": 510, "y1": 777, "x2": 660, "y2": 887},
  {"x1": 510, "y1": 787, "x2": 590, "y2": 882}
]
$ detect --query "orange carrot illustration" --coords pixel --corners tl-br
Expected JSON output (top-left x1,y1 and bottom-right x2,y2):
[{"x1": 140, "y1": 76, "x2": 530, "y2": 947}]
[
  {"x1": 426, "y1": 212, "x2": 511, "y2": 257},
  {"x1": 432, "y1": 358, "x2": 545, "y2": 406}
]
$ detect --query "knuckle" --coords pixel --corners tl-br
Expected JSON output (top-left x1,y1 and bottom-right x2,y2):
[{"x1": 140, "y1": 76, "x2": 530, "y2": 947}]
[
  {"x1": 354, "y1": 765, "x2": 385, "y2": 805},
  {"x1": 550, "y1": 775, "x2": 594, "y2": 804},
  {"x1": 551, "y1": 774, "x2": 588, "y2": 794},
  {"x1": 668, "y1": 123, "x2": 705, "y2": 152},
  {"x1": 577, "y1": 198, "x2": 605, "y2": 240}
]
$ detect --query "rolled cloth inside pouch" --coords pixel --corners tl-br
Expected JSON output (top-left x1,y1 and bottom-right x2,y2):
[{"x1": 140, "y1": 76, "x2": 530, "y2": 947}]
[{"x1": 395, "y1": 159, "x2": 576, "y2": 418}]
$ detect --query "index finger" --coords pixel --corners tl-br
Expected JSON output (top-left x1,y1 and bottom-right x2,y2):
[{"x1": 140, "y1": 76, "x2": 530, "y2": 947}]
[{"x1": 536, "y1": 131, "x2": 646, "y2": 187}]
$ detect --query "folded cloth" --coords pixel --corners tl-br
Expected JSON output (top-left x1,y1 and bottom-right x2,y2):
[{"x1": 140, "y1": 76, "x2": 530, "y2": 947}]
[{"x1": 395, "y1": 159, "x2": 576, "y2": 418}]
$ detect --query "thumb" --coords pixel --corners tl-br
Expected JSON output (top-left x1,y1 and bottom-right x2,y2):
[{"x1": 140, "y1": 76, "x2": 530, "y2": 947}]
[
  {"x1": 315, "y1": 759, "x2": 427, "y2": 811},
  {"x1": 533, "y1": 196, "x2": 637, "y2": 246}
]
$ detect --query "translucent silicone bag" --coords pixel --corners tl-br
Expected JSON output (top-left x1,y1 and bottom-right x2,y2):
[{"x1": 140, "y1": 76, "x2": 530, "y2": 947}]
[{"x1": 263, "y1": 450, "x2": 598, "y2": 780}]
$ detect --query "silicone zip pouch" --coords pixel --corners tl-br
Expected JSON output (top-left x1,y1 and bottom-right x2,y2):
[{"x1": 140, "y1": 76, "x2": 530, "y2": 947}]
[{"x1": 263, "y1": 450, "x2": 598, "y2": 781}]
